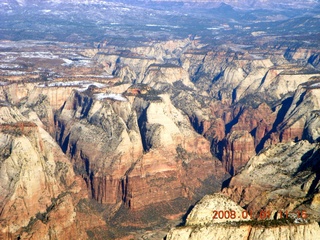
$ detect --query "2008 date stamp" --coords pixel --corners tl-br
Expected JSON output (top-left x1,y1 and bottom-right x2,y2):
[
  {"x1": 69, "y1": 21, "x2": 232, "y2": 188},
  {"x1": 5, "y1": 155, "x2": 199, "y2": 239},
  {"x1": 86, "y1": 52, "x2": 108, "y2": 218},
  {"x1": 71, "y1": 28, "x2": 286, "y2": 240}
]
[{"x1": 212, "y1": 210, "x2": 308, "y2": 220}]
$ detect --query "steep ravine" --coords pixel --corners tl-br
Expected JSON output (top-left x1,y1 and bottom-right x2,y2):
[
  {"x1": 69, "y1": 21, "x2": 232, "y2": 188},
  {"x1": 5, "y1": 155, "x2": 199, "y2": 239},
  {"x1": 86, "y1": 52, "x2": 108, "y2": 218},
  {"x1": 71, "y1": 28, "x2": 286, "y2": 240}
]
[{"x1": 54, "y1": 89, "x2": 230, "y2": 230}]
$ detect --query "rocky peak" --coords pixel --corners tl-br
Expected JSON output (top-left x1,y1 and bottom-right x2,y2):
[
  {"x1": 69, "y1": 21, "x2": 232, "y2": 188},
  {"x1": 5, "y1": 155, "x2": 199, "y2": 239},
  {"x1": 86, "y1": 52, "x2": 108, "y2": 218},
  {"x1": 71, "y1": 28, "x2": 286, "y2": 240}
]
[
  {"x1": 222, "y1": 140, "x2": 320, "y2": 223},
  {"x1": 186, "y1": 194, "x2": 249, "y2": 226},
  {"x1": 0, "y1": 105, "x2": 103, "y2": 239},
  {"x1": 167, "y1": 193, "x2": 320, "y2": 240}
]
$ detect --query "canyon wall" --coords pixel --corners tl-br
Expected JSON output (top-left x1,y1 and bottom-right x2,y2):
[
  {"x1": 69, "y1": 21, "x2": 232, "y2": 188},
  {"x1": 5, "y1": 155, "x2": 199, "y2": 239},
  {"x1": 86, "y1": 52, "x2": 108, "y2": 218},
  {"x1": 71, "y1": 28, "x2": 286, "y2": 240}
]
[{"x1": 1, "y1": 36, "x2": 319, "y2": 238}]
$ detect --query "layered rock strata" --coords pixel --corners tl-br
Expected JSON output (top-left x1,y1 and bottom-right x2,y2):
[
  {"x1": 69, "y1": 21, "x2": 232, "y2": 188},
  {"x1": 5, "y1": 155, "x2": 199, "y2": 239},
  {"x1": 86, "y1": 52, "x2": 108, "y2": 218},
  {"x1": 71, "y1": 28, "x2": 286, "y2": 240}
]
[
  {"x1": 222, "y1": 140, "x2": 320, "y2": 222},
  {"x1": 55, "y1": 89, "x2": 229, "y2": 226},
  {"x1": 0, "y1": 106, "x2": 104, "y2": 239}
]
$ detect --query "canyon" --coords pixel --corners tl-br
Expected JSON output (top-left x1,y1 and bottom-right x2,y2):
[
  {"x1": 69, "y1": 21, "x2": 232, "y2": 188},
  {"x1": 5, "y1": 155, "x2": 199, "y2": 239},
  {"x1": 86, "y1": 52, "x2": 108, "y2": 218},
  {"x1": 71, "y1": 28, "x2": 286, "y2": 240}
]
[{"x1": 0, "y1": 0, "x2": 320, "y2": 239}]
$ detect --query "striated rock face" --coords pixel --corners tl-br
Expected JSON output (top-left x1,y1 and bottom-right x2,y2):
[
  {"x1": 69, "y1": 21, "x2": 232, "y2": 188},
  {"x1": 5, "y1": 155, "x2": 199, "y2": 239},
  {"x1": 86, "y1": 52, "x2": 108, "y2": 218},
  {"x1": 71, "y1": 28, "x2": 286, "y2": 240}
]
[
  {"x1": 142, "y1": 64, "x2": 194, "y2": 89},
  {"x1": 222, "y1": 140, "x2": 320, "y2": 221},
  {"x1": 56, "y1": 90, "x2": 143, "y2": 205},
  {"x1": 187, "y1": 100, "x2": 276, "y2": 176},
  {"x1": 55, "y1": 89, "x2": 229, "y2": 225},
  {"x1": 222, "y1": 130, "x2": 255, "y2": 175},
  {"x1": 207, "y1": 75, "x2": 320, "y2": 175},
  {"x1": 278, "y1": 81, "x2": 320, "y2": 143},
  {"x1": 0, "y1": 79, "x2": 113, "y2": 135},
  {"x1": 219, "y1": 103, "x2": 276, "y2": 174},
  {"x1": 94, "y1": 39, "x2": 196, "y2": 83},
  {"x1": 0, "y1": 82, "x2": 75, "y2": 110},
  {"x1": 122, "y1": 150, "x2": 223, "y2": 212},
  {"x1": 0, "y1": 106, "x2": 104, "y2": 240},
  {"x1": 18, "y1": 93, "x2": 56, "y2": 136},
  {"x1": 284, "y1": 47, "x2": 319, "y2": 65},
  {"x1": 192, "y1": 56, "x2": 274, "y2": 104},
  {"x1": 266, "y1": 72, "x2": 320, "y2": 100},
  {"x1": 1, "y1": 34, "x2": 319, "y2": 239},
  {"x1": 167, "y1": 194, "x2": 320, "y2": 240}
]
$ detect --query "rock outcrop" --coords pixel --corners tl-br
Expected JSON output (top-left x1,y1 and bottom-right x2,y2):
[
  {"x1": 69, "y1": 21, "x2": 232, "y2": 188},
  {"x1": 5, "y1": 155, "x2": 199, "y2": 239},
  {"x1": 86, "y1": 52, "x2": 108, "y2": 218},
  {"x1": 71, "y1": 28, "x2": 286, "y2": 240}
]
[
  {"x1": 222, "y1": 130, "x2": 255, "y2": 175},
  {"x1": 167, "y1": 221, "x2": 320, "y2": 240},
  {"x1": 142, "y1": 64, "x2": 194, "y2": 89},
  {"x1": 278, "y1": 80, "x2": 320, "y2": 142},
  {"x1": 167, "y1": 194, "x2": 320, "y2": 240},
  {"x1": 222, "y1": 140, "x2": 320, "y2": 221},
  {"x1": 55, "y1": 89, "x2": 229, "y2": 228},
  {"x1": 0, "y1": 106, "x2": 104, "y2": 240},
  {"x1": 185, "y1": 194, "x2": 250, "y2": 226}
]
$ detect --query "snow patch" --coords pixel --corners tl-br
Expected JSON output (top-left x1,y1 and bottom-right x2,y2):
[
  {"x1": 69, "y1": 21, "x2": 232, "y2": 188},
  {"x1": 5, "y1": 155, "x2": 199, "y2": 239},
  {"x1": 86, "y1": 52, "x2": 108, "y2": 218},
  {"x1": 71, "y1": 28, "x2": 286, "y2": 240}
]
[
  {"x1": 20, "y1": 52, "x2": 57, "y2": 59},
  {"x1": 62, "y1": 59, "x2": 92, "y2": 67},
  {"x1": 37, "y1": 81, "x2": 107, "y2": 90},
  {"x1": 146, "y1": 24, "x2": 180, "y2": 28},
  {"x1": 0, "y1": 70, "x2": 27, "y2": 76},
  {"x1": 0, "y1": 54, "x2": 18, "y2": 62},
  {"x1": 250, "y1": 54, "x2": 264, "y2": 60},
  {"x1": 0, "y1": 64, "x2": 23, "y2": 69},
  {"x1": 0, "y1": 81, "x2": 9, "y2": 86},
  {"x1": 62, "y1": 58, "x2": 74, "y2": 65},
  {"x1": 94, "y1": 93, "x2": 127, "y2": 101},
  {"x1": 310, "y1": 82, "x2": 320, "y2": 87}
]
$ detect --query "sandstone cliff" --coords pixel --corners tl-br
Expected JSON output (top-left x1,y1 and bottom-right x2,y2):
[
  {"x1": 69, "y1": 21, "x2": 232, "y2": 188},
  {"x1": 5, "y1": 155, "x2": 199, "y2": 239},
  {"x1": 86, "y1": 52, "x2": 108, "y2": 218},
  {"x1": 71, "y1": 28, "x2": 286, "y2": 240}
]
[
  {"x1": 1, "y1": 34, "x2": 320, "y2": 239},
  {"x1": 278, "y1": 80, "x2": 320, "y2": 143},
  {"x1": 55, "y1": 88, "x2": 229, "y2": 229},
  {"x1": 75, "y1": 40, "x2": 320, "y2": 180},
  {"x1": 222, "y1": 140, "x2": 320, "y2": 222},
  {"x1": 0, "y1": 106, "x2": 104, "y2": 240}
]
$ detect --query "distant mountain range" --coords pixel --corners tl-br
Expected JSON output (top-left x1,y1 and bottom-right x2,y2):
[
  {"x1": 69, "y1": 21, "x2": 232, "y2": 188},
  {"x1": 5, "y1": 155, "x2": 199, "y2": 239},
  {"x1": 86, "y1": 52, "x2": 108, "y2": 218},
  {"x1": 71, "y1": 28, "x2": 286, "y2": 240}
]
[
  {"x1": 2, "y1": 0, "x2": 319, "y2": 9},
  {"x1": 125, "y1": 0, "x2": 320, "y2": 10}
]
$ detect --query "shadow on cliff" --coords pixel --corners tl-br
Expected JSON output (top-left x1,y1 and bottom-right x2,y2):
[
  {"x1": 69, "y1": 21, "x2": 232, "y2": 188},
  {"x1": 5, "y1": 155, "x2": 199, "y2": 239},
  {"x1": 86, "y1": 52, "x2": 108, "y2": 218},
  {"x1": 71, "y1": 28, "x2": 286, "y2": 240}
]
[
  {"x1": 175, "y1": 204, "x2": 195, "y2": 227},
  {"x1": 221, "y1": 176, "x2": 233, "y2": 190},
  {"x1": 137, "y1": 107, "x2": 151, "y2": 152},
  {"x1": 256, "y1": 96, "x2": 294, "y2": 153},
  {"x1": 295, "y1": 146, "x2": 320, "y2": 196}
]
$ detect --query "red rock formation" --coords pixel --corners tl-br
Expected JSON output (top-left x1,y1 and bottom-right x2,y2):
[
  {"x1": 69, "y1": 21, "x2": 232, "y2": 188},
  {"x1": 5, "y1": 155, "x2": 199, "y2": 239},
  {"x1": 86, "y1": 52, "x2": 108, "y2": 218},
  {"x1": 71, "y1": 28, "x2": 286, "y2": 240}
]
[
  {"x1": 222, "y1": 130, "x2": 255, "y2": 175},
  {"x1": 127, "y1": 88, "x2": 141, "y2": 95},
  {"x1": 91, "y1": 175, "x2": 124, "y2": 204},
  {"x1": 54, "y1": 90, "x2": 230, "y2": 230},
  {"x1": 0, "y1": 121, "x2": 37, "y2": 132},
  {"x1": 207, "y1": 102, "x2": 276, "y2": 175},
  {"x1": 222, "y1": 140, "x2": 320, "y2": 224},
  {"x1": 280, "y1": 123, "x2": 304, "y2": 142},
  {"x1": 204, "y1": 118, "x2": 226, "y2": 141},
  {"x1": 0, "y1": 111, "x2": 105, "y2": 240}
]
